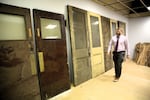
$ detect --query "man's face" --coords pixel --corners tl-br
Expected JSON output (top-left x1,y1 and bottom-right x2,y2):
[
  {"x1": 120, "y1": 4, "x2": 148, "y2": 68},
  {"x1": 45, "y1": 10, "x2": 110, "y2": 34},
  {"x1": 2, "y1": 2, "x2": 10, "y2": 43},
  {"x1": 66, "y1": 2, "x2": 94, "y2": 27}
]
[{"x1": 116, "y1": 29, "x2": 121, "y2": 35}]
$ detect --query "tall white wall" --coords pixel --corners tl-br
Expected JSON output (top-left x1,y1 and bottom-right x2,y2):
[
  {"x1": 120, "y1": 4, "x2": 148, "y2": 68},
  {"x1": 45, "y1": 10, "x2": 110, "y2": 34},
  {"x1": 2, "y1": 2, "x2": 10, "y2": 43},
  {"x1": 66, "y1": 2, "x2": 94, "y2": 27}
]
[
  {"x1": 66, "y1": 0, "x2": 128, "y2": 34},
  {"x1": 1, "y1": 0, "x2": 128, "y2": 31},
  {"x1": 128, "y1": 16, "x2": 150, "y2": 59},
  {"x1": 66, "y1": 0, "x2": 128, "y2": 22},
  {"x1": 0, "y1": 0, "x2": 66, "y2": 14}
]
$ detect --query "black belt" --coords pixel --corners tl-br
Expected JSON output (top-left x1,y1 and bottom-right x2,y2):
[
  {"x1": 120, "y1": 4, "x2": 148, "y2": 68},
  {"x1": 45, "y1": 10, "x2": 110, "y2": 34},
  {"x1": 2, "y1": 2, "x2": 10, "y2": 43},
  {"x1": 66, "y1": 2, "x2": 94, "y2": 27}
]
[{"x1": 113, "y1": 51, "x2": 125, "y2": 54}]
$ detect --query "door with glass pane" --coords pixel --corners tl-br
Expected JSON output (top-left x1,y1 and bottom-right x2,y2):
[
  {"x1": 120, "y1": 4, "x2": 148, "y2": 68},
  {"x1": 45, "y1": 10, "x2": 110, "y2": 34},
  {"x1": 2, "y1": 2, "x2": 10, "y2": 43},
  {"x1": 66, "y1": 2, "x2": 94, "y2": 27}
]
[
  {"x1": 101, "y1": 16, "x2": 113, "y2": 72},
  {"x1": 110, "y1": 19, "x2": 118, "y2": 36},
  {"x1": 118, "y1": 21, "x2": 126, "y2": 35},
  {"x1": 67, "y1": 6, "x2": 92, "y2": 86},
  {"x1": 33, "y1": 9, "x2": 70, "y2": 99},
  {"x1": 88, "y1": 12, "x2": 105, "y2": 78},
  {"x1": 0, "y1": 3, "x2": 41, "y2": 100}
]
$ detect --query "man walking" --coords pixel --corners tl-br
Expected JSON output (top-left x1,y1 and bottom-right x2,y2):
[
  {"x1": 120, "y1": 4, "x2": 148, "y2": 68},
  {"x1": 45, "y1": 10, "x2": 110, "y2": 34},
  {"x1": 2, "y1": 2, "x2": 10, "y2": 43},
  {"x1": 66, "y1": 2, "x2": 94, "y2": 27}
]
[{"x1": 107, "y1": 28, "x2": 129, "y2": 82}]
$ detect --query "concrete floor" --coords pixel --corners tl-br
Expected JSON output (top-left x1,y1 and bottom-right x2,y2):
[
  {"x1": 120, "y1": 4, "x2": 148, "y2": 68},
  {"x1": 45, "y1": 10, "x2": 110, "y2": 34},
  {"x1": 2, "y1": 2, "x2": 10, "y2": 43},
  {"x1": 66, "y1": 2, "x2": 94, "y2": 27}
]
[{"x1": 49, "y1": 59, "x2": 150, "y2": 100}]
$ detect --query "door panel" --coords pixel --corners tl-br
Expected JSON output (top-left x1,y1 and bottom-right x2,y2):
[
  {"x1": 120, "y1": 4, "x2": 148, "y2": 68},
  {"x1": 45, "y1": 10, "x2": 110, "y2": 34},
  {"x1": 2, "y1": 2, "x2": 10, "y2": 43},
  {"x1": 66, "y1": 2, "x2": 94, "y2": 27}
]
[
  {"x1": 118, "y1": 21, "x2": 126, "y2": 35},
  {"x1": 67, "y1": 6, "x2": 92, "y2": 86},
  {"x1": 0, "y1": 3, "x2": 40, "y2": 100},
  {"x1": 75, "y1": 58, "x2": 91, "y2": 84},
  {"x1": 88, "y1": 12, "x2": 105, "y2": 78},
  {"x1": 92, "y1": 55, "x2": 102, "y2": 64},
  {"x1": 90, "y1": 16, "x2": 101, "y2": 47},
  {"x1": 110, "y1": 19, "x2": 118, "y2": 36},
  {"x1": 101, "y1": 16, "x2": 113, "y2": 71},
  {"x1": 110, "y1": 19, "x2": 118, "y2": 51},
  {"x1": 33, "y1": 9, "x2": 70, "y2": 99},
  {"x1": 40, "y1": 18, "x2": 62, "y2": 39},
  {"x1": 0, "y1": 14, "x2": 26, "y2": 40}
]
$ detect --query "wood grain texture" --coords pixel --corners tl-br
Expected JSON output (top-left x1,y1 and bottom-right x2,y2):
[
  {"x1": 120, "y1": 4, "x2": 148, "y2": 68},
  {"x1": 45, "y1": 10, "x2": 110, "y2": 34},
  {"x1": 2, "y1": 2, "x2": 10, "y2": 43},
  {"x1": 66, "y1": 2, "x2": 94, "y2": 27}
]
[
  {"x1": 101, "y1": 16, "x2": 114, "y2": 71},
  {"x1": 0, "y1": 41, "x2": 40, "y2": 100},
  {"x1": 33, "y1": 9, "x2": 70, "y2": 99}
]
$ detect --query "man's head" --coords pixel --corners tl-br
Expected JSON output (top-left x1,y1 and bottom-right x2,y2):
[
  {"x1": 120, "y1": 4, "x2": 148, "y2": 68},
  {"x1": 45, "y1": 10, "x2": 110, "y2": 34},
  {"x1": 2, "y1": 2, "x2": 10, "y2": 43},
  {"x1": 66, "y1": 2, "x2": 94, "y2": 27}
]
[{"x1": 116, "y1": 28, "x2": 124, "y2": 35}]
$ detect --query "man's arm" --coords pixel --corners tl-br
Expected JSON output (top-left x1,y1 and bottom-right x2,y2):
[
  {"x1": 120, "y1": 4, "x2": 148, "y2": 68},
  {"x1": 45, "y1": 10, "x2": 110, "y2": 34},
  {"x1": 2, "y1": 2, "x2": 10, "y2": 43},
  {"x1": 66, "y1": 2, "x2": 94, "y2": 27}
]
[
  {"x1": 124, "y1": 37, "x2": 130, "y2": 58},
  {"x1": 107, "y1": 38, "x2": 113, "y2": 55}
]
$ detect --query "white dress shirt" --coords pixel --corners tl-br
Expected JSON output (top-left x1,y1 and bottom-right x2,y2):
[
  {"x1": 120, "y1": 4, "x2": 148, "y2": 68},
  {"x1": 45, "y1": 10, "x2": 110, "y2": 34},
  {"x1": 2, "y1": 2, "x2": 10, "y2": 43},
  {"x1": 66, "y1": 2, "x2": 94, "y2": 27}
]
[{"x1": 108, "y1": 35, "x2": 130, "y2": 55}]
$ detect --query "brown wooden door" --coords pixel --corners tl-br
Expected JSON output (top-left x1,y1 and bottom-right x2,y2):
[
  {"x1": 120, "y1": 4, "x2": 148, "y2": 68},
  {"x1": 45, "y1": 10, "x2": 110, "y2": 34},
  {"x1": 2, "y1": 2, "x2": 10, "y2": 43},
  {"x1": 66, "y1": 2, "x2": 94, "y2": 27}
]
[
  {"x1": 0, "y1": 3, "x2": 41, "y2": 100},
  {"x1": 110, "y1": 19, "x2": 118, "y2": 36},
  {"x1": 101, "y1": 16, "x2": 113, "y2": 71},
  {"x1": 33, "y1": 9, "x2": 70, "y2": 99}
]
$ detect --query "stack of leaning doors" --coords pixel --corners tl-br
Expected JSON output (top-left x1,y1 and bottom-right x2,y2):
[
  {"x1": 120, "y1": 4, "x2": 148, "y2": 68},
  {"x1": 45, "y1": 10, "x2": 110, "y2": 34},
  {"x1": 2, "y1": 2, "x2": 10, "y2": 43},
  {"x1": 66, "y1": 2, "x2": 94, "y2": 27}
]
[{"x1": 134, "y1": 42, "x2": 150, "y2": 67}]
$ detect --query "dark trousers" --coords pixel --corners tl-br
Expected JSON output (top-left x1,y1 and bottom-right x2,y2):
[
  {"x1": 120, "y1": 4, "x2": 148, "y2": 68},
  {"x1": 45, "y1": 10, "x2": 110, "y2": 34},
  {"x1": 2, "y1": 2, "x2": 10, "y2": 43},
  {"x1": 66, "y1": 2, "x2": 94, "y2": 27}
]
[{"x1": 113, "y1": 51, "x2": 125, "y2": 78}]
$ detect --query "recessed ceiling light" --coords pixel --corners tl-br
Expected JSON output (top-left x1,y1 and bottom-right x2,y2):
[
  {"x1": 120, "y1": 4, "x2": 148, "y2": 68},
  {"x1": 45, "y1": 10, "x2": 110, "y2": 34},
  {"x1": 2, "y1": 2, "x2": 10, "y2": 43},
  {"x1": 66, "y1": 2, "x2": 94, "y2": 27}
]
[{"x1": 147, "y1": 6, "x2": 150, "y2": 11}]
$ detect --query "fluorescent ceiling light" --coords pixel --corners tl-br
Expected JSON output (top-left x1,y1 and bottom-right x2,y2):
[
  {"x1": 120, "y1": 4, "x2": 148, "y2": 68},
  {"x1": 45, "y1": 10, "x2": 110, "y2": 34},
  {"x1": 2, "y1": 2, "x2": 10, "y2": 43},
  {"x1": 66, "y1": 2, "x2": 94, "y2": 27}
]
[
  {"x1": 46, "y1": 24, "x2": 57, "y2": 29},
  {"x1": 147, "y1": 6, "x2": 150, "y2": 11}
]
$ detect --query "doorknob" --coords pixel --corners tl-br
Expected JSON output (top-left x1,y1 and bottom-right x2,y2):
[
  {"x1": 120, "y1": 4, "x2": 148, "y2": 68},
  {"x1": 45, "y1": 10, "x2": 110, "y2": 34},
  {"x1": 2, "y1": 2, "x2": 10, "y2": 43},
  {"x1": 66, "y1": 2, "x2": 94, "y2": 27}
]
[
  {"x1": 88, "y1": 46, "x2": 91, "y2": 56},
  {"x1": 88, "y1": 50, "x2": 91, "y2": 56}
]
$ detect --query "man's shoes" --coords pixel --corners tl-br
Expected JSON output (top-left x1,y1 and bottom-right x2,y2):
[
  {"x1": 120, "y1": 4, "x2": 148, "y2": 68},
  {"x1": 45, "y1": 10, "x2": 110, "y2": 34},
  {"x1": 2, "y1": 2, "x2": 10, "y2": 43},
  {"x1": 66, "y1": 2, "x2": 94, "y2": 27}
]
[{"x1": 113, "y1": 78, "x2": 119, "y2": 82}]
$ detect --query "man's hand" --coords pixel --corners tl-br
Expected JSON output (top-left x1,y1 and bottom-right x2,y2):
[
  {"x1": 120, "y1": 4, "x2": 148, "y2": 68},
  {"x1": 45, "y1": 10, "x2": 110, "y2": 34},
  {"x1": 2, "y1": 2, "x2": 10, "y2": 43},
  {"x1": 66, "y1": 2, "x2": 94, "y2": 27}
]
[{"x1": 127, "y1": 55, "x2": 130, "y2": 59}]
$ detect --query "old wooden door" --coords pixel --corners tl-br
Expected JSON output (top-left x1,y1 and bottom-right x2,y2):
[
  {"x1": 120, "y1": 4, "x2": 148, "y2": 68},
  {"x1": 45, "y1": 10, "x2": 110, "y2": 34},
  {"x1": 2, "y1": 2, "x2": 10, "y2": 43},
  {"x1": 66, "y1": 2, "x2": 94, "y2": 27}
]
[
  {"x1": 88, "y1": 12, "x2": 105, "y2": 78},
  {"x1": 110, "y1": 19, "x2": 118, "y2": 36},
  {"x1": 101, "y1": 16, "x2": 113, "y2": 72},
  {"x1": 118, "y1": 21, "x2": 126, "y2": 35},
  {"x1": 67, "y1": 6, "x2": 92, "y2": 86},
  {"x1": 33, "y1": 9, "x2": 70, "y2": 99},
  {"x1": 0, "y1": 3, "x2": 41, "y2": 100}
]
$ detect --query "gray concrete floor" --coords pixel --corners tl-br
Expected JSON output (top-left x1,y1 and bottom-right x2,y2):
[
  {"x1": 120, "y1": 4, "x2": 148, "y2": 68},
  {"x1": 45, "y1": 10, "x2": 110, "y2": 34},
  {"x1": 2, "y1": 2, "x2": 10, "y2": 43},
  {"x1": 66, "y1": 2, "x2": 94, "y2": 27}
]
[{"x1": 49, "y1": 59, "x2": 150, "y2": 100}]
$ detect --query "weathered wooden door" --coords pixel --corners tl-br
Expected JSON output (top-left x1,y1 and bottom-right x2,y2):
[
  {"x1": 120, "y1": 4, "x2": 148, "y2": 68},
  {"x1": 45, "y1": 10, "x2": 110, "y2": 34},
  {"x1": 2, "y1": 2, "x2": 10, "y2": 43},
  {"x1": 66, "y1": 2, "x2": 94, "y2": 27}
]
[
  {"x1": 0, "y1": 3, "x2": 41, "y2": 100},
  {"x1": 88, "y1": 12, "x2": 105, "y2": 77},
  {"x1": 110, "y1": 19, "x2": 118, "y2": 36},
  {"x1": 67, "y1": 6, "x2": 92, "y2": 86},
  {"x1": 33, "y1": 9, "x2": 70, "y2": 99},
  {"x1": 101, "y1": 16, "x2": 113, "y2": 72},
  {"x1": 118, "y1": 21, "x2": 126, "y2": 35}
]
